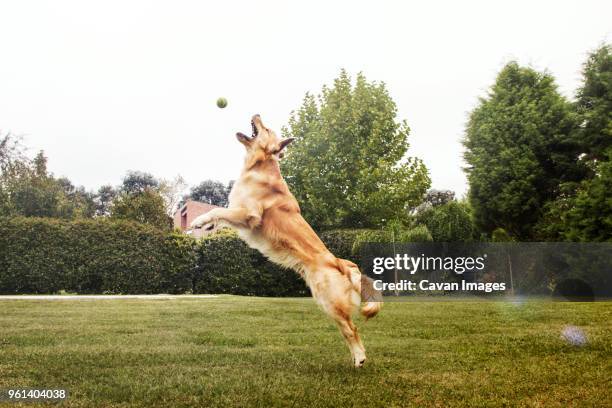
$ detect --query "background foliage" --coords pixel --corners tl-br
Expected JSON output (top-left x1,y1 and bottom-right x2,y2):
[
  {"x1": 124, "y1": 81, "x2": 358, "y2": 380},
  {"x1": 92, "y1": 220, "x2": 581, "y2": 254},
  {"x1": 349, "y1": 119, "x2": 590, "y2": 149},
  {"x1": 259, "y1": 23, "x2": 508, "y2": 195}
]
[
  {"x1": 0, "y1": 217, "x2": 308, "y2": 296},
  {"x1": 187, "y1": 179, "x2": 233, "y2": 207},
  {"x1": 281, "y1": 70, "x2": 430, "y2": 230},
  {"x1": 1, "y1": 45, "x2": 610, "y2": 298},
  {"x1": 414, "y1": 201, "x2": 475, "y2": 242},
  {"x1": 535, "y1": 45, "x2": 612, "y2": 242},
  {"x1": 464, "y1": 44, "x2": 611, "y2": 242},
  {"x1": 463, "y1": 62, "x2": 583, "y2": 240}
]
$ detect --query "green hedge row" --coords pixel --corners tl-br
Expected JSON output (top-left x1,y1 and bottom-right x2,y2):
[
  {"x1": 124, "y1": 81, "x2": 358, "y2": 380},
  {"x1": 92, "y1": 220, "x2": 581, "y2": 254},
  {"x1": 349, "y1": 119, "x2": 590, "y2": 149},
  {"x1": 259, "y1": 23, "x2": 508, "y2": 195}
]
[
  {"x1": 0, "y1": 218, "x2": 427, "y2": 295},
  {"x1": 0, "y1": 217, "x2": 311, "y2": 295},
  {"x1": 193, "y1": 229, "x2": 308, "y2": 297},
  {"x1": 0, "y1": 217, "x2": 195, "y2": 294}
]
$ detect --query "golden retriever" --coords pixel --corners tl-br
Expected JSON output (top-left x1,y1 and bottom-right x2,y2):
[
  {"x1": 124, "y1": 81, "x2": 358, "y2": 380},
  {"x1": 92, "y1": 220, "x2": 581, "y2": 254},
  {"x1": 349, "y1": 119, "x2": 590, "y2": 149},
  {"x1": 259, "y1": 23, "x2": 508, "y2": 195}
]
[{"x1": 191, "y1": 114, "x2": 381, "y2": 367}]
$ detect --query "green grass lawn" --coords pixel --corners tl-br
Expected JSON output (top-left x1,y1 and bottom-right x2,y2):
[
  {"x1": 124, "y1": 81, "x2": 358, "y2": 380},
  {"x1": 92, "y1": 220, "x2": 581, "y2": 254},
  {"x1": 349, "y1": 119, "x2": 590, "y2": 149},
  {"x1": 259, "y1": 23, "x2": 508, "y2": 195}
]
[{"x1": 0, "y1": 296, "x2": 610, "y2": 407}]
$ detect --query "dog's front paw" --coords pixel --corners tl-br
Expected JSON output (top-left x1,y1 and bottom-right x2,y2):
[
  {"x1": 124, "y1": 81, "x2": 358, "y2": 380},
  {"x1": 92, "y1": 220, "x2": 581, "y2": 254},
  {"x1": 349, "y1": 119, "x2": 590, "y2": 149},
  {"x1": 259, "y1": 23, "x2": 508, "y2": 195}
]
[
  {"x1": 200, "y1": 221, "x2": 217, "y2": 233},
  {"x1": 190, "y1": 214, "x2": 212, "y2": 229}
]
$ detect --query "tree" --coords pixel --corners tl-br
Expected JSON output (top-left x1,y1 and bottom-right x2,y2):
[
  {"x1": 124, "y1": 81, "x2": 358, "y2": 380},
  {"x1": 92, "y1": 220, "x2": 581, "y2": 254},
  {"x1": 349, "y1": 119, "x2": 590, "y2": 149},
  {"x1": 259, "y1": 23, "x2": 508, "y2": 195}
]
[
  {"x1": 561, "y1": 45, "x2": 612, "y2": 241},
  {"x1": 535, "y1": 44, "x2": 612, "y2": 242},
  {"x1": 8, "y1": 151, "x2": 95, "y2": 218},
  {"x1": 188, "y1": 179, "x2": 231, "y2": 207},
  {"x1": 0, "y1": 133, "x2": 29, "y2": 215},
  {"x1": 281, "y1": 70, "x2": 430, "y2": 229},
  {"x1": 110, "y1": 188, "x2": 171, "y2": 230},
  {"x1": 424, "y1": 189, "x2": 455, "y2": 207},
  {"x1": 109, "y1": 170, "x2": 173, "y2": 229},
  {"x1": 575, "y1": 44, "x2": 612, "y2": 162},
  {"x1": 121, "y1": 171, "x2": 159, "y2": 194},
  {"x1": 562, "y1": 154, "x2": 612, "y2": 241},
  {"x1": 414, "y1": 201, "x2": 475, "y2": 242},
  {"x1": 94, "y1": 185, "x2": 117, "y2": 217},
  {"x1": 55, "y1": 177, "x2": 96, "y2": 218},
  {"x1": 463, "y1": 62, "x2": 583, "y2": 239},
  {"x1": 414, "y1": 189, "x2": 456, "y2": 213},
  {"x1": 0, "y1": 132, "x2": 27, "y2": 171},
  {"x1": 159, "y1": 175, "x2": 187, "y2": 215}
]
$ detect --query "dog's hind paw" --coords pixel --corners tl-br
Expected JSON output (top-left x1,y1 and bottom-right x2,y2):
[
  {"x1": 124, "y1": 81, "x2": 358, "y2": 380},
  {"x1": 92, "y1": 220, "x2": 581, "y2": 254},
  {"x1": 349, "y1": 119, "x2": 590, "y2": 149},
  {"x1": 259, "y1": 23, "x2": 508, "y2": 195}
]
[{"x1": 354, "y1": 357, "x2": 366, "y2": 368}]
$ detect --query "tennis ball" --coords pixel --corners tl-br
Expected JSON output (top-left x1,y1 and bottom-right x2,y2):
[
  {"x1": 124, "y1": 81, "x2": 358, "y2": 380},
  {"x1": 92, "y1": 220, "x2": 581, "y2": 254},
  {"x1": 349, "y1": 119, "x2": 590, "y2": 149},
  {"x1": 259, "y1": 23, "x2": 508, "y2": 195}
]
[{"x1": 216, "y1": 97, "x2": 228, "y2": 109}]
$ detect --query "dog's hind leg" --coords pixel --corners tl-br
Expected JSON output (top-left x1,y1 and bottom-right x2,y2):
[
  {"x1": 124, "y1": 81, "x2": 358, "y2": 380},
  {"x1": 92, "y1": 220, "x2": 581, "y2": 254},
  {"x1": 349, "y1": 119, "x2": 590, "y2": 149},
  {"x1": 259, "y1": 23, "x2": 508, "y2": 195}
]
[
  {"x1": 310, "y1": 270, "x2": 366, "y2": 367},
  {"x1": 333, "y1": 309, "x2": 366, "y2": 368}
]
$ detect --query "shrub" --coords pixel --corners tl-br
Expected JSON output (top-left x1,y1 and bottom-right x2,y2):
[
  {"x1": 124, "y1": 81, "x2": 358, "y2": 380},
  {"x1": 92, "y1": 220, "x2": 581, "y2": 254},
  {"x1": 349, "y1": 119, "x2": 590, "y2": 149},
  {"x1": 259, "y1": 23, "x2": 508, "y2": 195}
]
[
  {"x1": 319, "y1": 229, "x2": 372, "y2": 260},
  {"x1": 414, "y1": 201, "x2": 475, "y2": 242},
  {"x1": 492, "y1": 227, "x2": 514, "y2": 242},
  {"x1": 351, "y1": 225, "x2": 433, "y2": 256},
  {"x1": 193, "y1": 229, "x2": 308, "y2": 296},
  {"x1": 193, "y1": 229, "x2": 258, "y2": 295},
  {"x1": 2, "y1": 218, "x2": 405, "y2": 296},
  {"x1": 0, "y1": 217, "x2": 194, "y2": 294},
  {"x1": 552, "y1": 278, "x2": 595, "y2": 301},
  {"x1": 402, "y1": 224, "x2": 433, "y2": 242},
  {"x1": 249, "y1": 252, "x2": 310, "y2": 297}
]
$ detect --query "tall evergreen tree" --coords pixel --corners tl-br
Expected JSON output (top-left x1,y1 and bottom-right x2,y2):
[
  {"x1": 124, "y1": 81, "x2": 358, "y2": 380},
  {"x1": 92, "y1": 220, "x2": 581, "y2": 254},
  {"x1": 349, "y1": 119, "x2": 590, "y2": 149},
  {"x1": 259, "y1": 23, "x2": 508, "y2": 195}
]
[
  {"x1": 463, "y1": 62, "x2": 582, "y2": 239},
  {"x1": 576, "y1": 44, "x2": 612, "y2": 162},
  {"x1": 536, "y1": 44, "x2": 612, "y2": 241}
]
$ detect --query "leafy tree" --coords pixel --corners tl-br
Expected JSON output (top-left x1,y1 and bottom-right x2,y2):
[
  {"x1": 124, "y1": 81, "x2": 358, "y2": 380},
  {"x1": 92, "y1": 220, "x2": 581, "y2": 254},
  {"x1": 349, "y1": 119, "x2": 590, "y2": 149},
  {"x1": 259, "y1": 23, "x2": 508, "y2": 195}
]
[
  {"x1": 188, "y1": 179, "x2": 231, "y2": 207},
  {"x1": 537, "y1": 149, "x2": 612, "y2": 242},
  {"x1": 121, "y1": 171, "x2": 159, "y2": 194},
  {"x1": 463, "y1": 62, "x2": 583, "y2": 239},
  {"x1": 402, "y1": 224, "x2": 433, "y2": 242},
  {"x1": 94, "y1": 185, "x2": 117, "y2": 217},
  {"x1": 55, "y1": 177, "x2": 96, "y2": 218},
  {"x1": 424, "y1": 189, "x2": 455, "y2": 207},
  {"x1": 536, "y1": 44, "x2": 612, "y2": 242},
  {"x1": 559, "y1": 45, "x2": 612, "y2": 241},
  {"x1": 281, "y1": 70, "x2": 430, "y2": 229},
  {"x1": 4, "y1": 150, "x2": 95, "y2": 219},
  {"x1": 0, "y1": 133, "x2": 29, "y2": 215},
  {"x1": 159, "y1": 175, "x2": 187, "y2": 215},
  {"x1": 111, "y1": 171, "x2": 182, "y2": 228},
  {"x1": 110, "y1": 188, "x2": 171, "y2": 230},
  {"x1": 491, "y1": 227, "x2": 514, "y2": 242},
  {"x1": 351, "y1": 225, "x2": 433, "y2": 257},
  {"x1": 575, "y1": 44, "x2": 612, "y2": 162},
  {"x1": 414, "y1": 201, "x2": 475, "y2": 242},
  {"x1": 7, "y1": 151, "x2": 57, "y2": 218},
  {"x1": 562, "y1": 153, "x2": 612, "y2": 241},
  {"x1": 0, "y1": 133, "x2": 27, "y2": 172},
  {"x1": 414, "y1": 189, "x2": 456, "y2": 214}
]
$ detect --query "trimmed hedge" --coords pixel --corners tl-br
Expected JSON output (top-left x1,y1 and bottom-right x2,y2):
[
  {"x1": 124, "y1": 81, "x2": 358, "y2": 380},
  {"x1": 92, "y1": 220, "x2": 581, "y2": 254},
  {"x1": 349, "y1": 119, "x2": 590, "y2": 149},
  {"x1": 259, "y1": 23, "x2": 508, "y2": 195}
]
[
  {"x1": 0, "y1": 217, "x2": 195, "y2": 294},
  {"x1": 0, "y1": 217, "x2": 308, "y2": 296},
  {"x1": 319, "y1": 229, "x2": 372, "y2": 260},
  {"x1": 194, "y1": 229, "x2": 308, "y2": 297},
  {"x1": 351, "y1": 225, "x2": 434, "y2": 256},
  {"x1": 2, "y1": 218, "x2": 434, "y2": 296}
]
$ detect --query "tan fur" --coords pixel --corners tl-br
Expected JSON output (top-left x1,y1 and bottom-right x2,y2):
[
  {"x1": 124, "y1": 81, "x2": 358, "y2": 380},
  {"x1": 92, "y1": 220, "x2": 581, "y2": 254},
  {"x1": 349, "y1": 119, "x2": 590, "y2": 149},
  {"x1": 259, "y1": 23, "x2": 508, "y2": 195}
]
[{"x1": 191, "y1": 114, "x2": 382, "y2": 367}]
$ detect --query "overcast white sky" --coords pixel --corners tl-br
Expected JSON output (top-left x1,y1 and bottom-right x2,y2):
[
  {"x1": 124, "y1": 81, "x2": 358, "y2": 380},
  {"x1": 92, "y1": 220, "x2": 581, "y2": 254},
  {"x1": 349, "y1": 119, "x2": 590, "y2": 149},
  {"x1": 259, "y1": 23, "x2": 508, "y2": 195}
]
[{"x1": 0, "y1": 1, "x2": 610, "y2": 197}]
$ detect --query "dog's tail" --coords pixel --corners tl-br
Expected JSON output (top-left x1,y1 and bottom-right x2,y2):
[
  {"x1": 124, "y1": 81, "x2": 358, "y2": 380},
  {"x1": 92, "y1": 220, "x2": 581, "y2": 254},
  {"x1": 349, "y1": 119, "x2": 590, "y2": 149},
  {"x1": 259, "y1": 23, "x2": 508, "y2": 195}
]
[
  {"x1": 359, "y1": 274, "x2": 383, "y2": 320},
  {"x1": 338, "y1": 258, "x2": 383, "y2": 320}
]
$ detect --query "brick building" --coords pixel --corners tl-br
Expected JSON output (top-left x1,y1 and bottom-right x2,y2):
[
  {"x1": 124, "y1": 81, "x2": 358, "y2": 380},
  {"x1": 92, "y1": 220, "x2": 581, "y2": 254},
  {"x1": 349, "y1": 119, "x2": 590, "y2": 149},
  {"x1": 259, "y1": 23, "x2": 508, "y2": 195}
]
[{"x1": 173, "y1": 200, "x2": 219, "y2": 238}]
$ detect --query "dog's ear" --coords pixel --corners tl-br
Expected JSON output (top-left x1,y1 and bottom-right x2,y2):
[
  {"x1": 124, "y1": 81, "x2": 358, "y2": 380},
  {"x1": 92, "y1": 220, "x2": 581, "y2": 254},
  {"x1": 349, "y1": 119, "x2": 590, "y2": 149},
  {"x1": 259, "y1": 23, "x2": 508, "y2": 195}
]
[
  {"x1": 279, "y1": 138, "x2": 295, "y2": 151},
  {"x1": 236, "y1": 132, "x2": 252, "y2": 147}
]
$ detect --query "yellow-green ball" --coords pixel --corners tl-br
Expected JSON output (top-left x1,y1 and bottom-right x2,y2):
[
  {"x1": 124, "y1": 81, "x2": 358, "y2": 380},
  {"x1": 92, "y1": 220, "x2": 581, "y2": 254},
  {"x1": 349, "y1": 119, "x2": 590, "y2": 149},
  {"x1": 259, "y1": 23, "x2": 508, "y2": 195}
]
[{"x1": 216, "y1": 97, "x2": 228, "y2": 109}]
